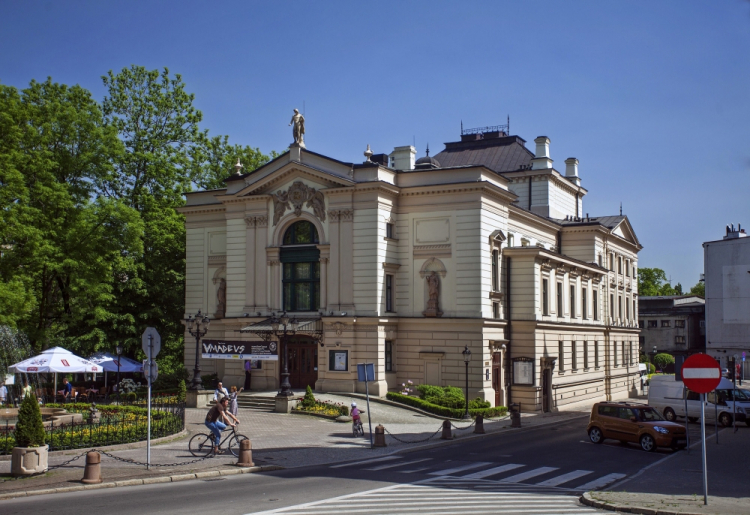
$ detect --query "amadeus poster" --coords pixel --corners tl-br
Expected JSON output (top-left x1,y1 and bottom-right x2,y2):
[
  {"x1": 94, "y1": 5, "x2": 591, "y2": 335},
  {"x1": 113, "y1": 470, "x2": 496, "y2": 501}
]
[{"x1": 201, "y1": 340, "x2": 278, "y2": 360}]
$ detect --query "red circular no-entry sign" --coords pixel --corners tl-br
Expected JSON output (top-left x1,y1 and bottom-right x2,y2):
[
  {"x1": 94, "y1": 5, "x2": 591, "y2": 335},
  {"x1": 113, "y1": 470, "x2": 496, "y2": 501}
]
[{"x1": 681, "y1": 353, "x2": 722, "y2": 394}]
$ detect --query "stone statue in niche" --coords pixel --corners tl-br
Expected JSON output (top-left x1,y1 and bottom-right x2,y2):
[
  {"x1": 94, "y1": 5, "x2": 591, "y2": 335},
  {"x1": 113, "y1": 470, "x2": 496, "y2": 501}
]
[
  {"x1": 215, "y1": 278, "x2": 226, "y2": 319},
  {"x1": 271, "y1": 181, "x2": 326, "y2": 225},
  {"x1": 423, "y1": 271, "x2": 443, "y2": 318}
]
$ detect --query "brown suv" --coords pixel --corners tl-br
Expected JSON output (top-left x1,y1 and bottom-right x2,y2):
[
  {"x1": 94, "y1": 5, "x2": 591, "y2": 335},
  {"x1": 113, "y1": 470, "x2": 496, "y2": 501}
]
[{"x1": 587, "y1": 402, "x2": 687, "y2": 452}]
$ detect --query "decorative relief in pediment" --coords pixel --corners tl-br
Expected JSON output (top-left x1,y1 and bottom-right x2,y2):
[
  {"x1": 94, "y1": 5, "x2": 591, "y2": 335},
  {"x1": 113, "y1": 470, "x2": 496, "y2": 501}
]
[{"x1": 272, "y1": 181, "x2": 326, "y2": 226}]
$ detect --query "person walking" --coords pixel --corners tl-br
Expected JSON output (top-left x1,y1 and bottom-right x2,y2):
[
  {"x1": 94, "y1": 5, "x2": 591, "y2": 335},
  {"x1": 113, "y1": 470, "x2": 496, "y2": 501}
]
[
  {"x1": 244, "y1": 360, "x2": 252, "y2": 390},
  {"x1": 213, "y1": 381, "x2": 228, "y2": 402},
  {"x1": 204, "y1": 396, "x2": 238, "y2": 454},
  {"x1": 21, "y1": 380, "x2": 31, "y2": 400},
  {"x1": 0, "y1": 383, "x2": 7, "y2": 405},
  {"x1": 228, "y1": 385, "x2": 243, "y2": 417}
]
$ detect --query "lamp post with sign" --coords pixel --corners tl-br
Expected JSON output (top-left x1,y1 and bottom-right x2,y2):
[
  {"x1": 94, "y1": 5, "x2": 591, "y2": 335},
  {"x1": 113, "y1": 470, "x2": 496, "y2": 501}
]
[
  {"x1": 270, "y1": 312, "x2": 299, "y2": 397},
  {"x1": 186, "y1": 310, "x2": 210, "y2": 390},
  {"x1": 462, "y1": 345, "x2": 472, "y2": 420}
]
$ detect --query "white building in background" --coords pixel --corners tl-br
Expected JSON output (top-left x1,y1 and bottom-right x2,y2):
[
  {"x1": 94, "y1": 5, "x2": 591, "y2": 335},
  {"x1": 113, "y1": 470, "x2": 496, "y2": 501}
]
[
  {"x1": 703, "y1": 225, "x2": 750, "y2": 378},
  {"x1": 179, "y1": 121, "x2": 642, "y2": 412}
]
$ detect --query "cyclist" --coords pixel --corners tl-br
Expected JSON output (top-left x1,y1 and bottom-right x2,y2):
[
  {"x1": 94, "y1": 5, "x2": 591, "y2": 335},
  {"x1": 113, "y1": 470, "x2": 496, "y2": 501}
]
[
  {"x1": 351, "y1": 402, "x2": 362, "y2": 434},
  {"x1": 205, "y1": 396, "x2": 239, "y2": 454}
]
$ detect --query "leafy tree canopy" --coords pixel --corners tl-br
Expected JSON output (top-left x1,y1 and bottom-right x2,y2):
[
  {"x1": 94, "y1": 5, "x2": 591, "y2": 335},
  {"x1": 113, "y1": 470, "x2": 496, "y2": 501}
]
[{"x1": 638, "y1": 268, "x2": 681, "y2": 297}]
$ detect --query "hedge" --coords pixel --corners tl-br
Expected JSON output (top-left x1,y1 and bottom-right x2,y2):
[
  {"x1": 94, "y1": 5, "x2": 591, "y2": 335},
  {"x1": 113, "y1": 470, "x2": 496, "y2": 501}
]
[{"x1": 386, "y1": 392, "x2": 507, "y2": 419}]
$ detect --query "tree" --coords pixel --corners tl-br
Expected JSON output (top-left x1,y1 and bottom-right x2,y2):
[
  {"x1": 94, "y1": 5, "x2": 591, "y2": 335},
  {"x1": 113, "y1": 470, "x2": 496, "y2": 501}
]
[
  {"x1": 15, "y1": 394, "x2": 46, "y2": 447},
  {"x1": 190, "y1": 134, "x2": 279, "y2": 191},
  {"x1": 638, "y1": 268, "x2": 679, "y2": 296},
  {"x1": 689, "y1": 281, "x2": 705, "y2": 297},
  {"x1": 653, "y1": 353, "x2": 675, "y2": 372},
  {"x1": 0, "y1": 79, "x2": 142, "y2": 353}
]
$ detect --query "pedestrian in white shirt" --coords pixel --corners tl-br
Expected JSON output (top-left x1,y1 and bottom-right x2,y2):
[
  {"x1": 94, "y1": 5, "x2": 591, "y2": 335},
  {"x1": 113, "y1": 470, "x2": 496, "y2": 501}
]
[{"x1": 214, "y1": 381, "x2": 229, "y2": 402}]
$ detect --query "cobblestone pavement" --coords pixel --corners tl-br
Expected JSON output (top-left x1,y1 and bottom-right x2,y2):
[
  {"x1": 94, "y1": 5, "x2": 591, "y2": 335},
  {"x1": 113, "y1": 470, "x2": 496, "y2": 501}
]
[{"x1": 0, "y1": 393, "x2": 591, "y2": 496}]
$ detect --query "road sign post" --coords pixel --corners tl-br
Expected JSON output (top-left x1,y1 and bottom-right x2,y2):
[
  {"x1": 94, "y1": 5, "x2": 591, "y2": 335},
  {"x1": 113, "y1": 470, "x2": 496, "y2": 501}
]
[
  {"x1": 357, "y1": 363, "x2": 375, "y2": 449},
  {"x1": 141, "y1": 328, "x2": 161, "y2": 470},
  {"x1": 681, "y1": 353, "x2": 722, "y2": 506}
]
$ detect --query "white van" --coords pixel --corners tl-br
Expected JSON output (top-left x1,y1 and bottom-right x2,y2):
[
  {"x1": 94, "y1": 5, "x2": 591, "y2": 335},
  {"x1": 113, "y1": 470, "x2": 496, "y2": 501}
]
[{"x1": 647, "y1": 375, "x2": 750, "y2": 427}]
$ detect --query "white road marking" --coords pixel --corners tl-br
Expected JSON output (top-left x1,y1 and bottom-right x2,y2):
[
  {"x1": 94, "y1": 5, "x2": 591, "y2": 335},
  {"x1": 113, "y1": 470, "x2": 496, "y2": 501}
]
[
  {"x1": 498, "y1": 466, "x2": 559, "y2": 483},
  {"x1": 461, "y1": 463, "x2": 525, "y2": 479},
  {"x1": 364, "y1": 458, "x2": 431, "y2": 471},
  {"x1": 536, "y1": 470, "x2": 593, "y2": 486},
  {"x1": 329, "y1": 455, "x2": 400, "y2": 468},
  {"x1": 428, "y1": 461, "x2": 493, "y2": 476},
  {"x1": 576, "y1": 472, "x2": 627, "y2": 490}
]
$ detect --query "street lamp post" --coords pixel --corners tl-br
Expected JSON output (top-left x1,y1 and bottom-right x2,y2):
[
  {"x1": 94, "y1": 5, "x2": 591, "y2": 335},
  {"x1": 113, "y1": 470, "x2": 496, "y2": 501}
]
[
  {"x1": 186, "y1": 310, "x2": 211, "y2": 390},
  {"x1": 270, "y1": 312, "x2": 299, "y2": 397},
  {"x1": 652, "y1": 345, "x2": 658, "y2": 372},
  {"x1": 462, "y1": 345, "x2": 472, "y2": 420},
  {"x1": 115, "y1": 344, "x2": 123, "y2": 394}
]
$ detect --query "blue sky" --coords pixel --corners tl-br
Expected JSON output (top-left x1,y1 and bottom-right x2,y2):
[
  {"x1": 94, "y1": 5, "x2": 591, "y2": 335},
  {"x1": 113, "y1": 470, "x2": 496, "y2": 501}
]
[{"x1": 2, "y1": 1, "x2": 749, "y2": 289}]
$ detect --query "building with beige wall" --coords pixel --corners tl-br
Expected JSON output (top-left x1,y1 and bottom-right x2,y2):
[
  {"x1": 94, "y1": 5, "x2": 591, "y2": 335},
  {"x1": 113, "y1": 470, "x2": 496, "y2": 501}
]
[{"x1": 179, "y1": 123, "x2": 642, "y2": 412}]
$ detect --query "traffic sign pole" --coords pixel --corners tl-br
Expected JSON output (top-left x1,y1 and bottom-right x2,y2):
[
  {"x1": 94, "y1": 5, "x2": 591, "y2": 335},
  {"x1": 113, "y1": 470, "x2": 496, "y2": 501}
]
[
  {"x1": 141, "y1": 327, "x2": 161, "y2": 472},
  {"x1": 701, "y1": 393, "x2": 707, "y2": 506}
]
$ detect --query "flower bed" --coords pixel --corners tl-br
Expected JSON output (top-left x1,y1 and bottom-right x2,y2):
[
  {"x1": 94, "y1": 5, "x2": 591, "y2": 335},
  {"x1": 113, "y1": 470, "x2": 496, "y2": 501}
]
[
  {"x1": 386, "y1": 392, "x2": 507, "y2": 419},
  {"x1": 0, "y1": 401, "x2": 185, "y2": 454},
  {"x1": 293, "y1": 386, "x2": 349, "y2": 417}
]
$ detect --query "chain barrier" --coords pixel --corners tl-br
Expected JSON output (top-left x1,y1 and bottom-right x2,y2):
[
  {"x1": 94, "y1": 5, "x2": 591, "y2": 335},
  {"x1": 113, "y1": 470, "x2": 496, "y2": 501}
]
[
  {"x1": 383, "y1": 424, "x2": 443, "y2": 444},
  {"x1": 0, "y1": 450, "x2": 89, "y2": 483},
  {"x1": 93, "y1": 449, "x2": 216, "y2": 468},
  {"x1": 450, "y1": 419, "x2": 476, "y2": 430}
]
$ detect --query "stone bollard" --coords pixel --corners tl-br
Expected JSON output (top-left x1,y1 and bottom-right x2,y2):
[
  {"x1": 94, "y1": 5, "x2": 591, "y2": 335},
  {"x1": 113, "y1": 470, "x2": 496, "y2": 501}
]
[
  {"x1": 510, "y1": 403, "x2": 522, "y2": 428},
  {"x1": 81, "y1": 451, "x2": 102, "y2": 484},
  {"x1": 374, "y1": 424, "x2": 387, "y2": 447},
  {"x1": 236, "y1": 439, "x2": 254, "y2": 467},
  {"x1": 441, "y1": 419, "x2": 453, "y2": 440},
  {"x1": 474, "y1": 414, "x2": 485, "y2": 434}
]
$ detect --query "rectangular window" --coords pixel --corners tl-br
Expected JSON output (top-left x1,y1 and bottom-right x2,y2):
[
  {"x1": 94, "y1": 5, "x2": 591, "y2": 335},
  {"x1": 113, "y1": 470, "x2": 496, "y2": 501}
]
[
  {"x1": 583, "y1": 341, "x2": 589, "y2": 369},
  {"x1": 542, "y1": 279, "x2": 549, "y2": 315},
  {"x1": 385, "y1": 274, "x2": 394, "y2": 312},
  {"x1": 648, "y1": 320, "x2": 657, "y2": 328},
  {"x1": 618, "y1": 296, "x2": 622, "y2": 319},
  {"x1": 598, "y1": 253, "x2": 603, "y2": 267},
  {"x1": 492, "y1": 302, "x2": 500, "y2": 319},
  {"x1": 608, "y1": 254, "x2": 613, "y2": 271},
  {"x1": 675, "y1": 319, "x2": 685, "y2": 328},
  {"x1": 492, "y1": 250, "x2": 499, "y2": 291},
  {"x1": 582, "y1": 288, "x2": 588, "y2": 319},
  {"x1": 282, "y1": 261, "x2": 320, "y2": 312},
  {"x1": 675, "y1": 335, "x2": 686, "y2": 344},
  {"x1": 386, "y1": 222, "x2": 394, "y2": 239},
  {"x1": 661, "y1": 320, "x2": 670, "y2": 327},
  {"x1": 570, "y1": 285, "x2": 576, "y2": 318},
  {"x1": 621, "y1": 342, "x2": 626, "y2": 365},
  {"x1": 558, "y1": 341, "x2": 564, "y2": 371},
  {"x1": 633, "y1": 299, "x2": 636, "y2": 319},
  {"x1": 385, "y1": 341, "x2": 393, "y2": 372},
  {"x1": 628, "y1": 341, "x2": 633, "y2": 365},
  {"x1": 614, "y1": 341, "x2": 618, "y2": 367},
  {"x1": 593, "y1": 291, "x2": 599, "y2": 320},
  {"x1": 557, "y1": 282, "x2": 563, "y2": 316},
  {"x1": 329, "y1": 350, "x2": 348, "y2": 371},
  {"x1": 572, "y1": 341, "x2": 577, "y2": 370},
  {"x1": 594, "y1": 341, "x2": 599, "y2": 368},
  {"x1": 618, "y1": 257, "x2": 622, "y2": 274},
  {"x1": 639, "y1": 320, "x2": 644, "y2": 328},
  {"x1": 626, "y1": 260, "x2": 630, "y2": 277},
  {"x1": 610, "y1": 294, "x2": 614, "y2": 318},
  {"x1": 626, "y1": 298, "x2": 630, "y2": 320}
]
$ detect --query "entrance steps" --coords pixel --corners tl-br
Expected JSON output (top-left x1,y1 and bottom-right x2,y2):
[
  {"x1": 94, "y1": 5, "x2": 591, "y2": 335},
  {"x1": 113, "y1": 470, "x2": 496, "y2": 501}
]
[{"x1": 236, "y1": 394, "x2": 276, "y2": 412}]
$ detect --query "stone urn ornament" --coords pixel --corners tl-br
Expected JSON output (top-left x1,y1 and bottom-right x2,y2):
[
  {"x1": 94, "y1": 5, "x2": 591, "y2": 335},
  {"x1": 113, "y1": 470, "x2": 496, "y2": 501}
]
[{"x1": 11, "y1": 393, "x2": 49, "y2": 476}]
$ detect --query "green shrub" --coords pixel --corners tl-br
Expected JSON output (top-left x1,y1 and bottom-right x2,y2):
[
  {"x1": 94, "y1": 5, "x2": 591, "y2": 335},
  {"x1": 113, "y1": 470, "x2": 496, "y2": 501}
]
[
  {"x1": 469, "y1": 397, "x2": 490, "y2": 409},
  {"x1": 416, "y1": 384, "x2": 471, "y2": 409},
  {"x1": 338, "y1": 405, "x2": 349, "y2": 416},
  {"x1": 653, "y1": 353, "x2": 675, "y2": 371},
  {"x1": 177, "y1": 380, "x2": 186, "y2": 403},
  {"x1": 647, "y1": 363, "x2": 656, "y2": 374},
  {"x1": 386, "y1": 392, "x2": 507, "y2": 419},
  {"x1": 301, "y1": 385, "x2": 316, "y2": 408},
  {"x1": 15, "y1": 394, "x2": 46, "y2": 447}
]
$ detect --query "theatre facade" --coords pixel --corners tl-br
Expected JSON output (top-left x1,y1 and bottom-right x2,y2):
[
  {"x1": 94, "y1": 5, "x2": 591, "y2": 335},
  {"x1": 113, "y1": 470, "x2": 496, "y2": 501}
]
[{"x1": 179, "y1": 122, "x2": 642, "y2": 412}]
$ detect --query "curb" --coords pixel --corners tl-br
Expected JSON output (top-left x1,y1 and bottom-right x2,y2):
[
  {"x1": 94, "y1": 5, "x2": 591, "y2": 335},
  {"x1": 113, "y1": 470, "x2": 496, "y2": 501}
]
[
  {"x1": 0, "y1": 464, "x2": 284, "y2": 501},
  {"x1": 0, "y1": 429, "x2": 189, "y2": 462},
  {"x1": 580, "y1": 492, "x2": 705, "y2": 515}
]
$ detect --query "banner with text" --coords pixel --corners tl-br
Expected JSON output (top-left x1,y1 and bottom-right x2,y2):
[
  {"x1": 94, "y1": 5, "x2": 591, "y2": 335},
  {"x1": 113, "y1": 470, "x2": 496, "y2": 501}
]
[{"x1": 201, "y1": 340, "x2": 278, "y2": 360}]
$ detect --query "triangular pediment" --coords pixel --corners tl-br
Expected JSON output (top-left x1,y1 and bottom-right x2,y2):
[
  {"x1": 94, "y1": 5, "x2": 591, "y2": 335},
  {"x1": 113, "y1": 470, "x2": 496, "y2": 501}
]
[
  {"x1": 611, "y1": 217, "x2": 641, "y2": 248},
  {"x1": 234, "y1": 159, "x2": 354, "y2": 198}
]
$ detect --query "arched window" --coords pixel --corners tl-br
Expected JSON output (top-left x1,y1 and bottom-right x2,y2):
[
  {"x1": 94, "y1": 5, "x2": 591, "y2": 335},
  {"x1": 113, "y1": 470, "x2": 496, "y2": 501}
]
[{"x1": 281, "y1": 221, "x2": 320, "y2": 311}]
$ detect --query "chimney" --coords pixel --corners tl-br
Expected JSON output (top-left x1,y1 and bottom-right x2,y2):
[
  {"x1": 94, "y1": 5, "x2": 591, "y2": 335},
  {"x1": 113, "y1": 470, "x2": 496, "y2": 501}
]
[
  {"x1": 531, "y1": 136, "x2": 553, "y2": 170},
  {"x1": 565, "y1": 157, "x2": 581, "y2": 186},
  {"x1": 389, "y1": 145, "x2": 417, "y2": 170}
]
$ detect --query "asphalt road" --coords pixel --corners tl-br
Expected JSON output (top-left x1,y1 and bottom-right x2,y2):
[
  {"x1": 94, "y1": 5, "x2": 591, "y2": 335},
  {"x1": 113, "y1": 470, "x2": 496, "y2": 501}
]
[{"x1": 0, "y1": 417, "x2": 691, "y2": 514}]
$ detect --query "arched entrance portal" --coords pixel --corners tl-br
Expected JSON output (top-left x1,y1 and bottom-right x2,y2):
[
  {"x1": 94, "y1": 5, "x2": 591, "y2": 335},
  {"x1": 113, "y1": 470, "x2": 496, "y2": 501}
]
[{"x1": 284, "y1": 335, "x2": 318, "y2": 389}]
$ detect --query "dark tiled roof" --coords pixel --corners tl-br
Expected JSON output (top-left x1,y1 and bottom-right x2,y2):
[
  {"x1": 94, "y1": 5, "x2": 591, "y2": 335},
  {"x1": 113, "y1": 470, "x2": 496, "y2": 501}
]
[
  {"x1": 433, "y1": 135, "x2": 534, "y2": 173},
  {"x1": 595, "y1": 215, "x2": 626, "y2": 229}
]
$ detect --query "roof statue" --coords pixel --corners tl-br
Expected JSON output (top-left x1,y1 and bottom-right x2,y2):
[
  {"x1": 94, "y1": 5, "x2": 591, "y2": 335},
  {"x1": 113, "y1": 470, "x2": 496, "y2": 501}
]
[{"x1": 289, "y1": 108, "x2": 305, "y2": 148}]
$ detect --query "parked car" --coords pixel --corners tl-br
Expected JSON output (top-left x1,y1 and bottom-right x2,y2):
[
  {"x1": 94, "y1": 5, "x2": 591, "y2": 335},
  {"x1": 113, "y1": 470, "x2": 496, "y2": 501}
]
[
  {"x1": 587, "y1": 402, "x2": 687, "y2": 452},
  {"x1": 648, "y1": 375, "x2": 750, "y2": 427}
]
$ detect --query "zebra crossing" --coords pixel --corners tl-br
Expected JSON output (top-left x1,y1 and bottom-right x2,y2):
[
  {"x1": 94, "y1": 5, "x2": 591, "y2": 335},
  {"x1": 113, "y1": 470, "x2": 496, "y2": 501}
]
[
  {"x1": 248, "y1": 477, "x2": 599, "y2": 514},
  {"x1": 328, "y1": 455, "x2": 627, "y2": 491}
]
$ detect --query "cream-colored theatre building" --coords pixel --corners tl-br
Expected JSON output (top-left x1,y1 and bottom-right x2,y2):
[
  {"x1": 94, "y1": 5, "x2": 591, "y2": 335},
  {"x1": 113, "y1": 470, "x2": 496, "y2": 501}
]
[{"x1": 180, "y1": 124, "x2": 642, "y2": 412}]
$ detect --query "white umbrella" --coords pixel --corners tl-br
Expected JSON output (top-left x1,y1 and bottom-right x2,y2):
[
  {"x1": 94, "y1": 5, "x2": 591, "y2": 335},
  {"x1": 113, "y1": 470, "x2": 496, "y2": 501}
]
[{"x1": 10, "y1": 347, "x2": 101, "y2": 401}]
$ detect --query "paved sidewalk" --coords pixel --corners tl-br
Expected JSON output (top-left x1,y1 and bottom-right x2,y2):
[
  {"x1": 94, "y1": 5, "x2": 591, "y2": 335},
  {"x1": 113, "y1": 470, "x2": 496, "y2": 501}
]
[
  {"x1": 0, "y1": 393, "x2": 590, "y2": 498},
  {"x1": 584, "y1": 424, "x2": 750, "y2": 514}
]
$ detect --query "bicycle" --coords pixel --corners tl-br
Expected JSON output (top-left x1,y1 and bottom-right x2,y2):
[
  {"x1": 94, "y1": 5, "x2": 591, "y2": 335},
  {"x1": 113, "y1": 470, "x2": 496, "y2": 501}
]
[
  {"x1": 352, "y1": 418, "x2": 364, "y2": 437},
  {"x1": 189, "y1": 424, "x2": 249, "y2": 457}
]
